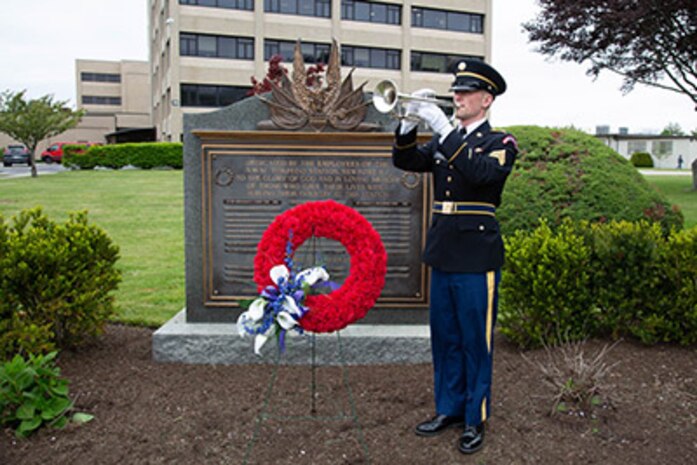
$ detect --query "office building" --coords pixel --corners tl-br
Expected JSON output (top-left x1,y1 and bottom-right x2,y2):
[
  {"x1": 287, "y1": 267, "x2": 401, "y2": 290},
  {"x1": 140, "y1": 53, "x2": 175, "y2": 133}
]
[{"x1": 149, "y1": 0, "x2": 492, "y2": 141}]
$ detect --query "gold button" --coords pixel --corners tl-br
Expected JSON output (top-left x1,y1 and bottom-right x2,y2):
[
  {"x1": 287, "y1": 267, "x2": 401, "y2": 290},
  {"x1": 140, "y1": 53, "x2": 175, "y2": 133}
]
[
  {"x1": 436, "y1": 160, "x2": 441, "y2": 164},
  {"x1": 447, "y1": 176, "x2": 452, "y2": 182},
  {"x1": 448, "y1": 165, "x2": 453, "y2": 170},
  {"x1": 445, "y1": 190, "x2": 451, "y2": 197},
  {"x1": 479, "y1": 225, "x2": 485, "y2": 231}
]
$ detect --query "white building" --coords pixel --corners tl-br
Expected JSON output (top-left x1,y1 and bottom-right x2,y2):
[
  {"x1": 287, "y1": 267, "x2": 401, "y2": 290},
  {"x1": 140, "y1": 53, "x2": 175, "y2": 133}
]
[{"x1": 597, "y1": 132, "x2": 697, "y2": 169}]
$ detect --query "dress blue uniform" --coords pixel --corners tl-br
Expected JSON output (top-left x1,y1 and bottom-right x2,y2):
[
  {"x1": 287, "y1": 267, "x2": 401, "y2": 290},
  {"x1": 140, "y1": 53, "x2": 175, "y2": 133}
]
[{"x1": 392, "y1": 59, "x2": 518, "y2": 435}]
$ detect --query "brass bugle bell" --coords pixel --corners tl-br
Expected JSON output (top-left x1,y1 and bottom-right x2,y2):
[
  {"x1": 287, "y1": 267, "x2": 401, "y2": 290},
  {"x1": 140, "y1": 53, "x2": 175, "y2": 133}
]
[{"x1": 372, "y1": 79, "x2": 455, "y2": 117}]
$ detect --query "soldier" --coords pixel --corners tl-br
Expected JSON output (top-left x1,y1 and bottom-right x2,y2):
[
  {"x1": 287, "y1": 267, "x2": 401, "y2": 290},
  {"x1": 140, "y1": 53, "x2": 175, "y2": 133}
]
[{"x1": 392, "y1": 59, "x2": 518, "y2": 455}]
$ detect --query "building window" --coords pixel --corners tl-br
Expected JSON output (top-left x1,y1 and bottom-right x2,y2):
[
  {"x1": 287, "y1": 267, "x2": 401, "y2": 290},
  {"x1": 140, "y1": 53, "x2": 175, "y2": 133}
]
[
  {"x1": 82, "y1": 95, "x2": 122, "y2": 105},
  {"x1": 179, "y1": 0, "x2": 253, "y2": 10},
  {"x1": 180, "y1": 83, "x2": 251, "y2": 107},
  {"x1": 342, "y1": 45, "x2": 400, "y2": 70},
  {"x1": 411, "y1": 51, "x2": 483, "y2": 73},
  {"x1": 412, "y1": 7, "x2": 484, "y2": 34},
  {"x1": 264, "y1": 0, "x2": 331, "y2": 18},
  {"x1": 264, "y1": 39, "x2": 331, "y2": 64},
  {"x1": 652, "y1": 140, "x2": 673, "y2": 158},
  {"x1": 341, "y1": 1, "x2": 401, "y2": 25},
  {"x1": 80, "y1": 72, "x2": 121, "y2": 83},
  {"x1": 180, "y1": 33, "x2": 254, "y2": 59},
  {"x1": 627, "y1": 141, "x2": 647, "y2": 154}
]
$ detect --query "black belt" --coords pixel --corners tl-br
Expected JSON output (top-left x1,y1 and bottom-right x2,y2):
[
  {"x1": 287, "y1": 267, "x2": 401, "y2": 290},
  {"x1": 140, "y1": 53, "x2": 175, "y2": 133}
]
[{"x1": 433, "y1": 201, "x2": 496, "y2": 216}]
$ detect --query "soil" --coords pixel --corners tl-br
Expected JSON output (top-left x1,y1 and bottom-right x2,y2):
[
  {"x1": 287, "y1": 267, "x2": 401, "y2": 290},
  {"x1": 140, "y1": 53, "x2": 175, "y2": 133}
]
[{"x1": 1, "y1": 325, "x2": 696, "y2": 465}]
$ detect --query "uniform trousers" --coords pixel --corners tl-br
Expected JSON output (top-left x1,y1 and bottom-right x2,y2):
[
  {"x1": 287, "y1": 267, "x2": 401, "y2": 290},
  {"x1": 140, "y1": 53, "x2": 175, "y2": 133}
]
[{"x1": 429, "y1": 267, "x2": 501, "y2": 426}]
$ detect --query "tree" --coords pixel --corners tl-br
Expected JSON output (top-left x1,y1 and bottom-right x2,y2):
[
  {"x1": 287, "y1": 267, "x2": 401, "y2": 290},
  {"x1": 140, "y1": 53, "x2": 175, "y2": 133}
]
[
  {"x1": 524, "y1": 0, "x2": 697, "y2": 110},
  {"x1": 661, "y1": 122, "x2": 686, "y2": 136},
  {"x1": 0, "y1": 90, "x2": 84, "y2": 177}
]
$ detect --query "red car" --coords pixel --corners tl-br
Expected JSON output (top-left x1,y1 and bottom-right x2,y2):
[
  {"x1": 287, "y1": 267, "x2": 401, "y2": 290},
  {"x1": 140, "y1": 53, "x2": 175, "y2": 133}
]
[{"x1": 41, "y1": 142, "x2": 101, "y2": 163}]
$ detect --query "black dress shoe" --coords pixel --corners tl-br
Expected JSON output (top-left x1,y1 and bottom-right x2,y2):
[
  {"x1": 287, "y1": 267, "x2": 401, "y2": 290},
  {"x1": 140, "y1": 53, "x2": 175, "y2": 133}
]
[
  {"x1": 415, "y1": 414, "x2": 464, "y2": 437},
  {"x1": 458, "y1": 424, "x2": 485, "y2": 454}
]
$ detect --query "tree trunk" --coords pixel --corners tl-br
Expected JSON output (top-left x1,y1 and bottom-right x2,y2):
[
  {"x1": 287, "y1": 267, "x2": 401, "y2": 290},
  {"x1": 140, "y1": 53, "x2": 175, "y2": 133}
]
[
  {"x1": 29, "y1": 147, "x2": 38, "y2": 177},
  {"x1": 692, "y1": 158, "x2": 697, "y2": 191}
]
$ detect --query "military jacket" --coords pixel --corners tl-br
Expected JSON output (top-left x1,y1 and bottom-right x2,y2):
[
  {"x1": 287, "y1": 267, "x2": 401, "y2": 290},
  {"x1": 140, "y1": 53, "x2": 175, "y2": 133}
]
[{"x1": 392, "y1": 121, "x2": 518, "y2": 273}]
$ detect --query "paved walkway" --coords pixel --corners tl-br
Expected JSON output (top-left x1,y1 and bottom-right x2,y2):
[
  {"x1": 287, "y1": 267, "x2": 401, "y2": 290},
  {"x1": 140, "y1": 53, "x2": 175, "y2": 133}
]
[{"x1": 639, "y1": 169, "x2": 692, "y2": 176}]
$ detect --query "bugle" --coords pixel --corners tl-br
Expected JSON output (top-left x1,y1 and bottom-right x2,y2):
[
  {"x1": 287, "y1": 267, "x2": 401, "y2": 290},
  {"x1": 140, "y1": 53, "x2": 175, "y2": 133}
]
[{"x1": 372, "y1": 79, "x2": 454, "y2": 118}]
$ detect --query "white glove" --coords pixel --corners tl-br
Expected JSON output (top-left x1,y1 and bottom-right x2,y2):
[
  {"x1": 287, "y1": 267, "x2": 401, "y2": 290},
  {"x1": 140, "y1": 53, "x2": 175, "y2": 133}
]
[{"x1": 415, "y1": 103, "x2": 453, "y2": 137}]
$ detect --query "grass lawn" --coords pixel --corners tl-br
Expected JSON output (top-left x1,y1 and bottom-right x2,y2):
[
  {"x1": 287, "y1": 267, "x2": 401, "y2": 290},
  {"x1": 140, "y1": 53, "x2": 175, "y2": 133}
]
[
  {"x1": 0, "y1": 170, "x2": 184, "y2": 327},
  {"x1": 643, "y1": 174, "x2": 697, "y2": 228},
  {"x1": 0, "y1": 170, "x2": 694, "y2": 328}
]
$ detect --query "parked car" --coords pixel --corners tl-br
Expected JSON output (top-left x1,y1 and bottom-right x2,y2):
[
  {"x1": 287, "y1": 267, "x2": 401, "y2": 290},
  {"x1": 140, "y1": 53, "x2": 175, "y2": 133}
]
[
  {"x1": 3, "y1": 144, "x2": 31, "y2": 167},
  {"x1": 41, "y1": 142, "x2": 101, "y2": 163}
]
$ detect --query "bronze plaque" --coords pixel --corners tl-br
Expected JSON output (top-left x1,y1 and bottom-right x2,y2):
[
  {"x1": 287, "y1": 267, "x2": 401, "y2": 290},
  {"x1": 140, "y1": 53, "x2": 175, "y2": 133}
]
[{"x1": 196, "y1": 131, "x2": 432, "y2": 315}]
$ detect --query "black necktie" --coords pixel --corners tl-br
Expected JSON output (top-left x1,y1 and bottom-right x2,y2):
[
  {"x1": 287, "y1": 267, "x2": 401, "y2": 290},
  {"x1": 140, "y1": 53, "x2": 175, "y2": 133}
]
[{"x1": 459, "y1": 126, "x2": 467, "y2": 138}]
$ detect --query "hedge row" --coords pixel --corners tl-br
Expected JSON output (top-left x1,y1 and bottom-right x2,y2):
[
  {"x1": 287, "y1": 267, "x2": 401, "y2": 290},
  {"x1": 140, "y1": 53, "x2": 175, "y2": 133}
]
[
  {"x1": 499, "y1": 219, "x2": 697, "y2": 348},
  {"x1": 0, "y1": 208, "x2": 121, "y2": 360},
  {"x1": 63, "y1": 142, "x2": 183, "y2": 170}
]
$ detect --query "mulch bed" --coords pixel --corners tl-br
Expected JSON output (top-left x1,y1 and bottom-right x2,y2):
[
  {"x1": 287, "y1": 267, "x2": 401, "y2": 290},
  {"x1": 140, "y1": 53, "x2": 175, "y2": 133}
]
[{"x1": 2, "y1": 325, "x2": 696, "y2": 464}]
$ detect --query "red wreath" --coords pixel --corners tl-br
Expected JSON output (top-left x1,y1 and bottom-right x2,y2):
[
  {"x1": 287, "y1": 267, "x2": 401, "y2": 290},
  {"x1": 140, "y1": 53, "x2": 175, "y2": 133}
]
[{"x1": 254, "y1": 200, "x2": 387, "y2": 333}]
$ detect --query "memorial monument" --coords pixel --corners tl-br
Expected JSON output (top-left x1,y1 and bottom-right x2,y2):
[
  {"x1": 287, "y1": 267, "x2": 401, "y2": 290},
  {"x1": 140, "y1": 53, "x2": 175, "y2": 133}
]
[{"x1": 153, "y1": 40, "x2": 433, "y2": 364}]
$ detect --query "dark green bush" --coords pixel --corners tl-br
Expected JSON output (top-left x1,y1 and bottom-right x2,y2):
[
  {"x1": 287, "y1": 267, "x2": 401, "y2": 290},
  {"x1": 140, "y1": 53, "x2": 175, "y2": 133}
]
[
  {"x1": 0, "y1": 208, "x2": 121, "y2": 359},
  {"x1": 499, "y1": 220, "x2": 595, "y2": 348},
  {"x1": 499, "y1": 127, "x2": 682, "y2": 234},
  {"x1": 499, "y1": 220, "x2": 697, "y2": 348},
  {"x1": 630, "y1": 151, "x2": 654, "y2": 168},
  {"x1": 64, "y1": 142, "x2": 182, "y2": 170},
  {"x1": 584, "y1": 221, "x2": 664, "y2": 340}
]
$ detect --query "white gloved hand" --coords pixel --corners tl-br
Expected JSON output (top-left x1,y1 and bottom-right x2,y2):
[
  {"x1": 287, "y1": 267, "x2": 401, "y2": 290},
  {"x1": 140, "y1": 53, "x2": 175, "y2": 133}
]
[
  {"x1": 399, "y1": 99, "x2": 421, "y2": 134},
  {"x1": 399, "y1": 119, "x2": 418, "y2": 135},
  {"x1": 415, "y1": 103, "x2": 453, "y2": 137}
]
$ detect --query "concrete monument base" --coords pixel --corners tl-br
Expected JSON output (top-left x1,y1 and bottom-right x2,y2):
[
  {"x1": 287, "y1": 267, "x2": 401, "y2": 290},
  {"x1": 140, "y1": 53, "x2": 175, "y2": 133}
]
[{"x1": 152, "y1": 309, "x2": 432, "y2": 365}]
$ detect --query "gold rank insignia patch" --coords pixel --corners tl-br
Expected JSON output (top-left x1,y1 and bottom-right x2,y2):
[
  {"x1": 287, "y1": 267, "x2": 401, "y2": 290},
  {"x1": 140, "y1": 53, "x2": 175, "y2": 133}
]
[{"x1": 489, "y1": 149, "x2": 506, "y2": 166}]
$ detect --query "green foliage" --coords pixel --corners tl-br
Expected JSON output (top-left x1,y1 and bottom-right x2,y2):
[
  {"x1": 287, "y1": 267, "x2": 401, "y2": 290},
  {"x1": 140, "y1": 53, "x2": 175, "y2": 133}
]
[
  {"x1": 585, "y1": 221, "x2": 664, "y2": 339},
  {"x1": 500, "y1": 126, "x2": 682, "y2": 234},
  {"x1": 64, "y1": 142, "x2": 183, "y2": 170},
  {"x1": 62, "y1": 144, "x2": 89, "y2": 159},
  {"x1": 0, "y1": 207, "x2": 121, "y2": 358},
  {"x1": 500, "y1": 220, "x2": 697, "y2": 348},
  {"x1": 500, "y1": 220, "x2": 595, "y2": 348},
  {"x1": 630, "y1": 151, "x2": 654, "y2": 168},
  {"x1": 0, "y1": 90, "x2": 84, "y2": 163},
  {"x1": 0, "y1": 352, "x2": 74, "y2": 437}
]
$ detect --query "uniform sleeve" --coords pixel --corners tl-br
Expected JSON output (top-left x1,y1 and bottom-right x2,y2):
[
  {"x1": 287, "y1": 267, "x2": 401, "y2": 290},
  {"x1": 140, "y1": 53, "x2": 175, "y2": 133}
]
[
  {"x1": 391, "y1": 126, "x2": 438, "y2": 173},
  {"x1": 443, "y1": 131, "x2": 518, "y2": 185}
]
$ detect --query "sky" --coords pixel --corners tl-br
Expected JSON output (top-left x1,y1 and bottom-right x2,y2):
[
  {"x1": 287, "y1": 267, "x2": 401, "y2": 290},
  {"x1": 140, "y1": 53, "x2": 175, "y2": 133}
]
[{"x1": 0, "y1": 0, "x2": 694, "y2": 135}]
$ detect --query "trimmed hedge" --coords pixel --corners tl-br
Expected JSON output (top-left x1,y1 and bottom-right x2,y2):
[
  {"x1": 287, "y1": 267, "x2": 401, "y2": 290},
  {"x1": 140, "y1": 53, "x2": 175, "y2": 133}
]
[
  {"x1": 64, "y1": 142, "x2": 182, "y2": 170},
  {"x1": 0, "y1": 208, "x2": 121, "y2": 359},
  {"x1": 499, "y1": 127, "x2": 682, "y2": 234},
  {"x1": 630, "y1": 151, "x2": 654, "y2": 168},
  {"x1": 499, "y1": 220, "x2": 697, "y2": 348}
]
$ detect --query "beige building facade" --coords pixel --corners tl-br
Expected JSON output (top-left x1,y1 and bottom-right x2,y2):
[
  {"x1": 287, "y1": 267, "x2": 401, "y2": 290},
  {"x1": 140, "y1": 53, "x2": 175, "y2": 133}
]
[
  {"x1": 149, "y1": 0, "x2": 492, "y2": 141},
  {"x1": 1, "y1": 59, "x2": 153, "y2": 156}
]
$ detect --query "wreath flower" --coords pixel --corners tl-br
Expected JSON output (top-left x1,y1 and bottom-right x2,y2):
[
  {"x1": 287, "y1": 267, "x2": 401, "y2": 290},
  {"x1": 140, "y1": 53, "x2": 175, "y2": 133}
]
[
  {"x1": 253, "y1": 200, "x2": 387, "y2": 335},
  {"x1": 237, "y1": 234, "x2": 331, "y2": 355}
]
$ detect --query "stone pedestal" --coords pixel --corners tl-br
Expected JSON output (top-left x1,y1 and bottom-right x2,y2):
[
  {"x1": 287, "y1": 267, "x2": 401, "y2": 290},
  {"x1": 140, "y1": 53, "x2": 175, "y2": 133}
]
[{"x1": 153, "y1": 309, "x2": 431, "y2": 365}]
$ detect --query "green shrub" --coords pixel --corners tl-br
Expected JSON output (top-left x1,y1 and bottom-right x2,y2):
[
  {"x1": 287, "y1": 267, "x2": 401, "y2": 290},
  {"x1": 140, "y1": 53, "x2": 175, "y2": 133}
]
[
  {"x1": 0, "y1": 351, "x2": 92, "y2": 437},
  {"x1": 645, "y1": 227, "x2": 697, "y2": 344},
  {"x1": 499, "y1": 220, "x2": 595, "y2": 348},
  {"x1": 499, "y1": 220, "x2": 697, "y2": 348},
  {"x1": 499, "y1": 127, "x2": 682, "y2": 234},
  {"x1": 65, "y1": 142, "x2": 183, "y2": 170},
  {"x1": 0, "y1": 208, "x2": 121, "y2": 358},
  {"x1": 630, "y1": 151, "x2": 654, "y2": 168},
  {"x1": 585, "y1": 221, "x2": 664, "y2": 340}
]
